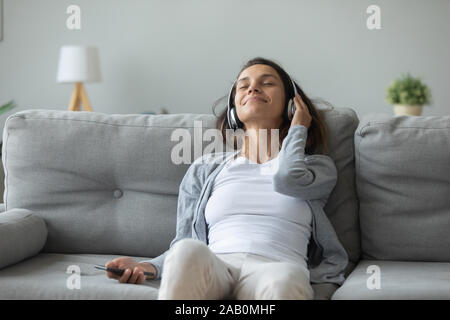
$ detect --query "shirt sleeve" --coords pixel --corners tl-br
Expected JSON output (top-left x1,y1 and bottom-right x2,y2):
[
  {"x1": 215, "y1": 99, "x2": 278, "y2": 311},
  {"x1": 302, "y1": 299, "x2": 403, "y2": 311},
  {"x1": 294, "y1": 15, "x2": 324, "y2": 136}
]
[{"x1": 273, "y1": 125, "x2": 338, "y2": 201}]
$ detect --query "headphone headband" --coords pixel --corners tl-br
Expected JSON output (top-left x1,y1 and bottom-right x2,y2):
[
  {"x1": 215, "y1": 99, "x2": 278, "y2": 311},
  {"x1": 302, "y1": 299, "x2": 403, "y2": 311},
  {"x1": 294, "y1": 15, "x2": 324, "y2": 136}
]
[{"x1": 227, "y1": 76, "x2": 298, "y2": 130}]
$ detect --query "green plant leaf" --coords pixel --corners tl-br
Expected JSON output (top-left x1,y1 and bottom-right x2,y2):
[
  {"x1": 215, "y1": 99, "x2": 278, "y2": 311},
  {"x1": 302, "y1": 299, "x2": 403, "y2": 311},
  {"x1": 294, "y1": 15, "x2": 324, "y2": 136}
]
[{"x1": 0, "y1": 100, "x2": 16, "y2": 114}]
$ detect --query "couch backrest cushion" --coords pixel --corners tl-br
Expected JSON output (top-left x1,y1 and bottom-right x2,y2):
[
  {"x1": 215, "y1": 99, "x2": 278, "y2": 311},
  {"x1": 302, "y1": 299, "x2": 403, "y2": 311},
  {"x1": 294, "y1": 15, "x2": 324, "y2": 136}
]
[
  {"x1": 321, "y1": 107, "x2": 361, "y2": 270},
  {"x1": 355, "y1": 114, "x2": 450, "y2": 261},
  {"x1": 2, "y1": 110, "x2": 216, "y2": 257},
  {"x1": 2, "y1": 108, "x2": 360, "y2": 261}
]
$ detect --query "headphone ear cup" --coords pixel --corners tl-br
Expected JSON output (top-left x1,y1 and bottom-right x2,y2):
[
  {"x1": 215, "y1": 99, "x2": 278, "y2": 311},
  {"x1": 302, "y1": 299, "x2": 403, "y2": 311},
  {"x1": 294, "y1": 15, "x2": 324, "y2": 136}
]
[
  {"x1": 227, "y1": 105, "x2": 233, "y2": 129},
  {"x1": 230, "y1": 107, "x2": 239, "y2": 129},
  {"x1": 287, "y1": 99, "x2": 296, "y2": 120}
]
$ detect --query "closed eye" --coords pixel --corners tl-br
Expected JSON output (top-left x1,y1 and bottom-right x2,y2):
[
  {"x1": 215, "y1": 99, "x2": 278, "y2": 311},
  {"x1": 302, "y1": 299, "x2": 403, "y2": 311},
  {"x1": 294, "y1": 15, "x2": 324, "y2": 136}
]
[{"x1": 238, "y1": 83, "x2": 273, "y2": 90}]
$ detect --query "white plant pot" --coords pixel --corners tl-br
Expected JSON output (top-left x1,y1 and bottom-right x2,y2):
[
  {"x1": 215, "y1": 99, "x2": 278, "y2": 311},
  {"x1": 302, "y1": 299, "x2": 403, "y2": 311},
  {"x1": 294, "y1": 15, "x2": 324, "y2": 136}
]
[{"x1": 393, "y1": 104, "x2": 423, "y2": 116}]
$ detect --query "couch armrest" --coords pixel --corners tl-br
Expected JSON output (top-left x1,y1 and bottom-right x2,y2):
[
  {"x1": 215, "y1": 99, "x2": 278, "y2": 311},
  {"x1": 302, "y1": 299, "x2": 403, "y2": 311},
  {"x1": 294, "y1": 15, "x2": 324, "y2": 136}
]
[{"x1": 0, "y1": 208, "x2": 48, "y2": 269}]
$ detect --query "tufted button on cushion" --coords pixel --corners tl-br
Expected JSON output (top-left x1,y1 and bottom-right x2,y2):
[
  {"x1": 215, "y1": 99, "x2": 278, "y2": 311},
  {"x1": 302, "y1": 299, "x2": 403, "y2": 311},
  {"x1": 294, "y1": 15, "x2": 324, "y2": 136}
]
[{"x1": 113, "y1": 189, "x2": 123, "y2": 199}]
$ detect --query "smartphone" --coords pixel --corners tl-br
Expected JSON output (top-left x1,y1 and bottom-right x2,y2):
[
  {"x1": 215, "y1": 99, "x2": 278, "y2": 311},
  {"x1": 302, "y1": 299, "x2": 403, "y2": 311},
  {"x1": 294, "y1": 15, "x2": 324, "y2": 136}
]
[{"x1": 94, "y1": 265, "x2": 155, "y2": 277}]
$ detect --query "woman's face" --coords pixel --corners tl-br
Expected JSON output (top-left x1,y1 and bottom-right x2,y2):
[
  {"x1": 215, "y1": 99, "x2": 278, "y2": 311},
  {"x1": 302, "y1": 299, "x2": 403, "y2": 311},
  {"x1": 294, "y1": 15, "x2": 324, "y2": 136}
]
[{"x1": 234, "y1": 64, "x2": 286, "y2": 128}]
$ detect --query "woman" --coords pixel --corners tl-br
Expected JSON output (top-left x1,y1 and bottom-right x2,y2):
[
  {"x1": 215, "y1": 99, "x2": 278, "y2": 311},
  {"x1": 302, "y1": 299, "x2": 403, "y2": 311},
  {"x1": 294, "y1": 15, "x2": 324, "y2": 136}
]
[{"x1": 105, "y1": 57, "x2": 348, "y2": 300}]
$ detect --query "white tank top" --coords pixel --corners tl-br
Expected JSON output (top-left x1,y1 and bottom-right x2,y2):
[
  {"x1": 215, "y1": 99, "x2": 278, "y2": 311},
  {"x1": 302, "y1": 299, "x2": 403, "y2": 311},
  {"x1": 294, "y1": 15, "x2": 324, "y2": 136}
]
[{"x1": 205, "y1": 155, "x2": 312, "y2": 272}]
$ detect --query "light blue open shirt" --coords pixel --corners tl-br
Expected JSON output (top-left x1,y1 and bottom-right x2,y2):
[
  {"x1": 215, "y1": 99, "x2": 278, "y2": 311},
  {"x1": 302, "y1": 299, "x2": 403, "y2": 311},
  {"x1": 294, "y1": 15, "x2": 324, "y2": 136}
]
[{"x1": 141, "y1": 124, "x2": 348, "y2": 285}]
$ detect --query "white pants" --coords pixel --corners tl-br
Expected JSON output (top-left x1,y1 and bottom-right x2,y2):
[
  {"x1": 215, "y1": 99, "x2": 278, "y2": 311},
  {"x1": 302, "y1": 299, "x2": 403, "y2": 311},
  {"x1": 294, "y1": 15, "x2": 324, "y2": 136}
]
[{"x1": 158, "y1": 238, "x2": 314, "y2": 300}]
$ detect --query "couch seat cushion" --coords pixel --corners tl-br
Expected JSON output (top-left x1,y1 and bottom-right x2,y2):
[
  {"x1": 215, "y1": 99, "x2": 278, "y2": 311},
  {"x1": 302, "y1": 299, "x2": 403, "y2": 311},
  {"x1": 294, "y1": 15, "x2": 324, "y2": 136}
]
[
  {"x1": 0, "y1": 253, "x2": 339, "y2": 300},
  {"x1": 0, "y1": 253, "x2": 160, "y2": 299},
  {"x1": 332, "y1": 260, "x2": 450, "y2": 299}
]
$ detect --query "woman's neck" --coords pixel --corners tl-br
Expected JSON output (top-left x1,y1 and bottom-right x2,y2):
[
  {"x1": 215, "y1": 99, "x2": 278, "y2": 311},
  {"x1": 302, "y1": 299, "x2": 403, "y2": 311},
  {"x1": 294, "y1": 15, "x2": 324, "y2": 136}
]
[{"x1": 239, "y1": 127, "x2": 280, "y2": 164}]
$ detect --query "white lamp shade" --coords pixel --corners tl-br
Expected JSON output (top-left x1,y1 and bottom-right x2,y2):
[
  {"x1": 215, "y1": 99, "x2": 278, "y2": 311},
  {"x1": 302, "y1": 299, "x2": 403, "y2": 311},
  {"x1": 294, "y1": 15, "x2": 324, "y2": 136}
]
[{"x1": 57, "y1": 46, "x2": 101, "y2": 83}]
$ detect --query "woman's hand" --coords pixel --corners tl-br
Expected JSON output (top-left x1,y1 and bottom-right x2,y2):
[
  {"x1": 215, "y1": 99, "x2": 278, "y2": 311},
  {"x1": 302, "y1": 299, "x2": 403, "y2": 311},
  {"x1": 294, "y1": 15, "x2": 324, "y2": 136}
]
[
  {"x1": 105, "y1": 257, "x2": 156, "y2": 284},
  {"x1": 290, "y1": 93, "x2": 312, "y2": 129}
]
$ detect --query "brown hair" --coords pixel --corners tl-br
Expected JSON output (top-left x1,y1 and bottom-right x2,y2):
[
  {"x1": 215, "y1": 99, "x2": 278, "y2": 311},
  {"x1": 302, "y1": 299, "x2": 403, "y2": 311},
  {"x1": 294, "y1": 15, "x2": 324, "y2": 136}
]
[{"x1": 212, "y1": 57, "x2": 334, "y2": 155}]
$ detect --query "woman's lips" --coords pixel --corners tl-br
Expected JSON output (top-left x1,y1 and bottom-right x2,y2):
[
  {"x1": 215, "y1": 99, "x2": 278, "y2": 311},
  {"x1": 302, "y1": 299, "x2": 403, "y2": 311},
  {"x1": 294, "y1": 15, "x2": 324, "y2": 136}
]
[{"x1": 245, "y1": 97, "x2": 267, "y2": 104}]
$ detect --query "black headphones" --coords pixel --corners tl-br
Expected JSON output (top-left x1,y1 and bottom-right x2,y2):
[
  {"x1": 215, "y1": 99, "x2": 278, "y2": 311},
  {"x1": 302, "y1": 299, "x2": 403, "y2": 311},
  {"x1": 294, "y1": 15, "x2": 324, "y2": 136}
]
[{"x1": 226, "y1": 77, "x2": 299, "y2": 130}]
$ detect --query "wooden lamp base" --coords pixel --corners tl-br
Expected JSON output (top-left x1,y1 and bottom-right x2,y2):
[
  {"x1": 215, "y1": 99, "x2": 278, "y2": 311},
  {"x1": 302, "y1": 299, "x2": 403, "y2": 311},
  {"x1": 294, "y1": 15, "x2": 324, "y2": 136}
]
[{"x1": 69, "y1": 82, "x2": 93, "y2": 111}]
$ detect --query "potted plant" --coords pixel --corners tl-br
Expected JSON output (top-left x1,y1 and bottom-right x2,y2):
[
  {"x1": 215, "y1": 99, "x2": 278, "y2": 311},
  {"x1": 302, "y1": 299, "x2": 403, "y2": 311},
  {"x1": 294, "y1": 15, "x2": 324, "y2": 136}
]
[{"x1": 386, "y1": 73, "x2": 432, "y2": 116}]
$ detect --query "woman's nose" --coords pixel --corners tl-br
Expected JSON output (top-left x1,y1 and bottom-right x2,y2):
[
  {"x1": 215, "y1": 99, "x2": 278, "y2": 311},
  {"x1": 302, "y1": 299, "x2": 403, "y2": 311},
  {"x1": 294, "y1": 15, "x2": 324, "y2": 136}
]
[{"x1": 247, "y1": 85, "x2": 260, "y2": 94}]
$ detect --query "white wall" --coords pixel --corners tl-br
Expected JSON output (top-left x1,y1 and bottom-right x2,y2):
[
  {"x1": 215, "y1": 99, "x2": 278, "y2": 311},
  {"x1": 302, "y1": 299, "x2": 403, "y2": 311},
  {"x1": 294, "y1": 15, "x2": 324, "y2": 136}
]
[{"x1": 1, "y1": 0, "x2": 449, "y2": 134}]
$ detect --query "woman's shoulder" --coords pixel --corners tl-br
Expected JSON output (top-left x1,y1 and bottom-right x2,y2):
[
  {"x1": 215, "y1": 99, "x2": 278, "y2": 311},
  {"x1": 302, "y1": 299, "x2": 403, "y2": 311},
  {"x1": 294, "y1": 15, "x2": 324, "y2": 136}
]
[{"x1": 181, "y1": 151, "x2": 238, "y2": 187}]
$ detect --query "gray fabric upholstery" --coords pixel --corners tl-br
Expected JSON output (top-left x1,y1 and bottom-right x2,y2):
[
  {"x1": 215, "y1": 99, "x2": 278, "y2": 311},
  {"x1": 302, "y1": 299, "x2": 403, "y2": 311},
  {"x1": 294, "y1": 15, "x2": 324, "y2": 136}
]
[
  {"x1": 0, "y1": 253, "x2": 338, "y2": 300},
  {"x1": 355, "y1": 114, "x2": 450, "y2": 261},
  {"x1": 312, "y1": 283, "x2": 339, "y2": 300},
  {"x1": 0, "y1": 208, "x2": 47, "y2": 269},
  {"x1": 0, "y1": 253, "x2": 159, "y2": 299},
  {"x1": 4, "y1": 109, "x2": 450, "y2": 299},
  {"x1": 0, "y1": 153, "x2": 5, "y2": 205},
  {"x1": 320, "y1": 107, "x2": 360, "y2": 276},
  {"x1": 332, "y1": 260, "x2": 450, "y2": 300},
  {"x1": 2, "y1": 110, "x2": 218, "y2": 257}
]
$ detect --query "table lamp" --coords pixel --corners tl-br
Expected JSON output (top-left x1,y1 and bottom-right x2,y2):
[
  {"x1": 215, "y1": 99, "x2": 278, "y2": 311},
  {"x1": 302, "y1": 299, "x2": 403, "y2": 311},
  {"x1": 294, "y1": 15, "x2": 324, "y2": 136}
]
[{"x1": 57, "y1": 45, "x2": 101, "y2": 111}]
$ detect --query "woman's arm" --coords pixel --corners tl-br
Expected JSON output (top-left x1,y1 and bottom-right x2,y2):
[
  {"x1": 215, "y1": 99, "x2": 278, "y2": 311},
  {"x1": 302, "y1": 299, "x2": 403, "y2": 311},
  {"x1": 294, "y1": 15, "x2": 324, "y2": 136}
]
[{"x1": 273, "y1": 124, "x2": 338, "y2": 201}]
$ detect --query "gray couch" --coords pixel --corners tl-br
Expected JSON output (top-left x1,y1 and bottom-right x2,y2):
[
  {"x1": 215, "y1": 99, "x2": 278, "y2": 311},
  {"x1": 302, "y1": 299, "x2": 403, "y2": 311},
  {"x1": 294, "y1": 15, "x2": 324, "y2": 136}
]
[{"x1": 0, "y1": 108, "x2": 449, "y2": 300}]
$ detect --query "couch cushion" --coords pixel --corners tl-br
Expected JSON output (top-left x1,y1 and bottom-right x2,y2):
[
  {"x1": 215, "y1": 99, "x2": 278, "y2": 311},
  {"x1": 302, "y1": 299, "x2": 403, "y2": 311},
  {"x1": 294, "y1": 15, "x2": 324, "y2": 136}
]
[
  {"x1": 332, "y1": 260, "x2": 450, "y2": 299},
  {"x1": 0, "y1": 253, "x2": 160, "y2": 299},
  {"x1": 355, "y1": 114, "x2": 450, "y2": 261},
  {"x1": 2, "y1": 110, "x2": 218, "y2": 256},
  {"x1": 0, "y1": 208, "x2": 47, "y2": 269},
  {"x1": 319, "y1": 107, "x2": 360, "y2": 275}
]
